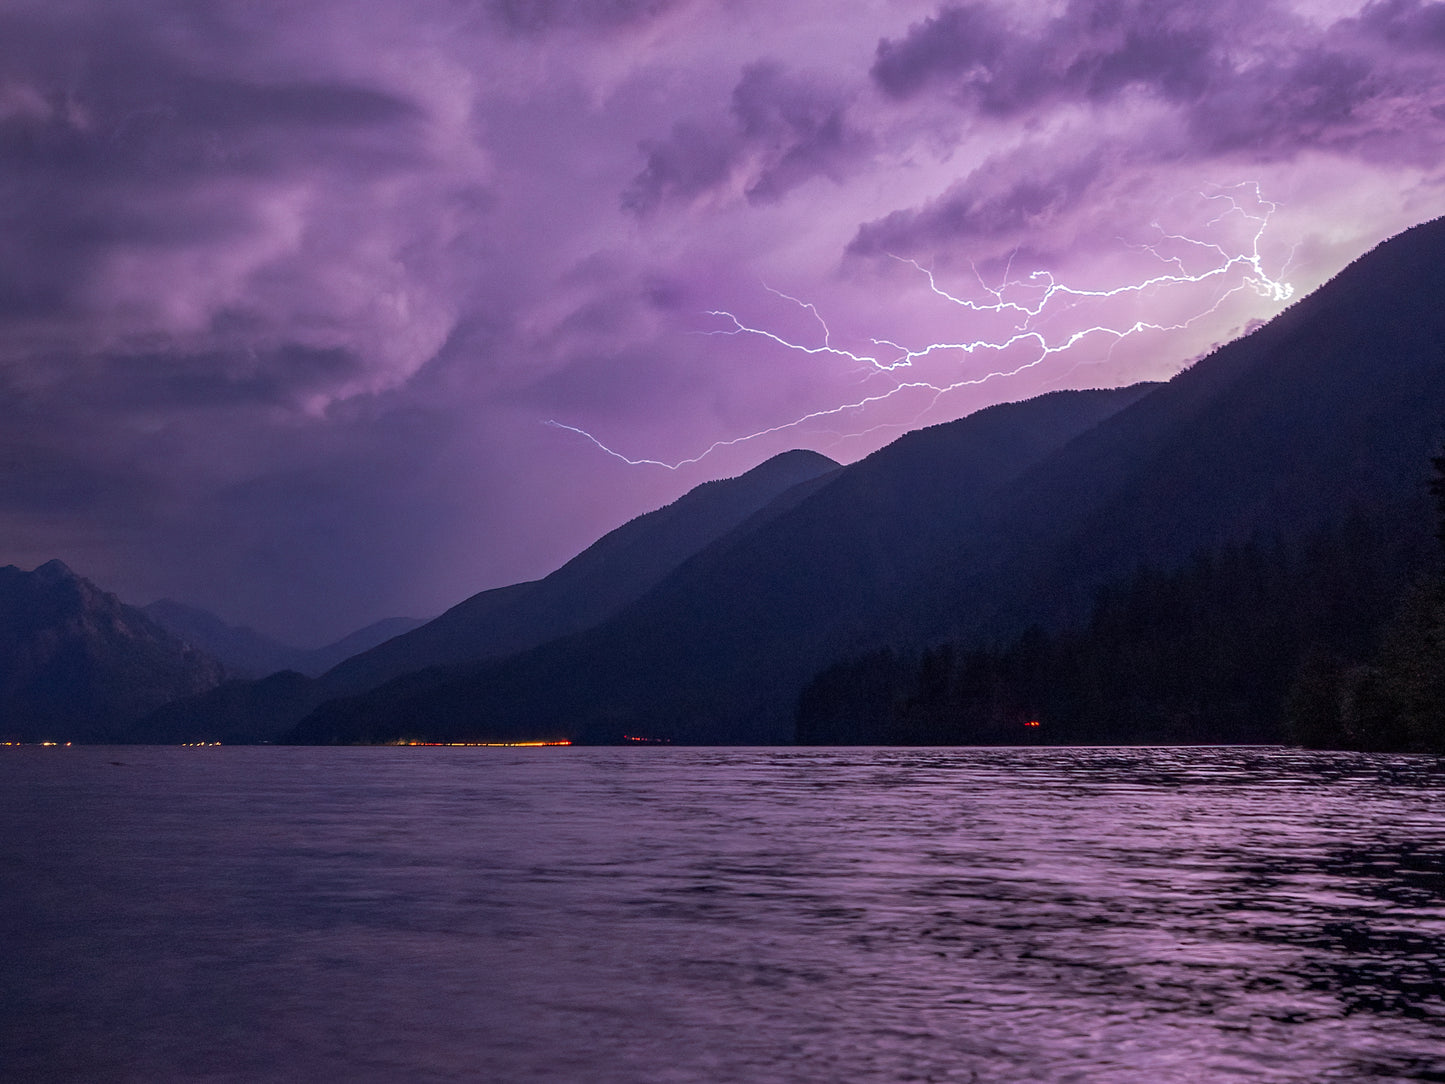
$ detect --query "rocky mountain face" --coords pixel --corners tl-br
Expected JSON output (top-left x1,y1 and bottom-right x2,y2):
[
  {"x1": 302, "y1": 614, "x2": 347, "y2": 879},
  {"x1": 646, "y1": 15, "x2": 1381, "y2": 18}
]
[{"x1": 0, "y1": 561, "x2": 225, "y2": 742}]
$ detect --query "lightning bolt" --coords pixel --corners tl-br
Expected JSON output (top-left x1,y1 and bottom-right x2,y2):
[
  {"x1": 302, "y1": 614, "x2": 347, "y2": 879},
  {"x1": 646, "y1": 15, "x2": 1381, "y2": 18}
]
[{"x1": 549, "y1": 183, "x2": 1295, "y2": 470}]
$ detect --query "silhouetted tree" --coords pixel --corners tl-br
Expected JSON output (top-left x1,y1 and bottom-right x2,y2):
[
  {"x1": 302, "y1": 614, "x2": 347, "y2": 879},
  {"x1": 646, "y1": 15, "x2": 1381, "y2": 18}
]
[
  {"x1": 805, "y1": 503, "x2": 1428, "y2": 747},
  {"x1": 1287, "y1": 443, "x2": 1445, "y2": 752}
]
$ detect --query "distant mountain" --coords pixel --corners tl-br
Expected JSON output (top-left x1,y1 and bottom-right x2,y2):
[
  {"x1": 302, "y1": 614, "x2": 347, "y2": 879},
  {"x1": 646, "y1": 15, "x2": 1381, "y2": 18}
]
[
  {"x1": 0, "y1": 561, "x2": 225, "y2": 742},
  {"x1": 316, "y1": 448, "x2": 840, "y2": 696},
  {"x1": 300, "y1": 617, "x2": 427, "y2": 676},
  {"x1": 129, "y1": 448, "x2": 838, "y2": 743},
  {"x1": 286, "y1": 214, "x2": 1445, "y2": 747},
  {"x1": 141, "y1": 600, "x2": 425, "y2": 679},
  {"x1": 141, "y1": 599, "x2": 301, "y2": 678},
  {"x1": 286, "y1": 384, "x2": 1154, "y2": 745}
]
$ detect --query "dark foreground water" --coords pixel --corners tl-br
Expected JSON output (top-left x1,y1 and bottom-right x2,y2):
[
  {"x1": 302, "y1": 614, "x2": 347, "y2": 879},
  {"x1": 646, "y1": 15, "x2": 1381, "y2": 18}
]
[{"x1": 4, "y1": 747, "x2": 1445, "y2": 1083}]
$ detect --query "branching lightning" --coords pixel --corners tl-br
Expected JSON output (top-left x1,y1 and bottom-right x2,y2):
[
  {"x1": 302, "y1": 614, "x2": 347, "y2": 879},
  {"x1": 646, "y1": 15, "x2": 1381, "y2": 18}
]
[{"x1": 548, "y1": 183, "x2": 1295, "y2": 470}]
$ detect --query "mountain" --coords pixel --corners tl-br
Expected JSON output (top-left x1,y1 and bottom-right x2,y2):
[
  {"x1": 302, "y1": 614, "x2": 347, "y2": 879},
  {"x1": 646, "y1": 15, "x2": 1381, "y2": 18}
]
[
  {"x1": 141, "y1": 599, "x2": 303, "y2": 678},
  {"x1": 131, "y1": 670, "x2": 318, "y2": 745},
  {"x1": 286, "y1": 384, "x2": 1155, "y2": 744},
  {"x1": 795, "y1": 215, "x2": 1445, "y2": 747},
  {"x1": 300, "y1": 617, "x2": 428, "y2": 676},
  {"x1": 316, "y1": 447, "x2": 840, "y2": 695},
  {"x1": 286, "y1": 214, "x2": 1445, "y2": 747},
  {"x1": 954, "y1": 215, "x2": 1445, "y2": 639},
  {"x1": 129, "y1": 447, "x2": 839, "y2": 743},
  {"x1": 797, "y1": 510, "x2": 1430, "y2": 746},
  {"x1": 141, "y1": 600, "x2": 425, "y2": 679},
  {"x1": 0, "y1": 561, "x2": 225, "y2": 742}
]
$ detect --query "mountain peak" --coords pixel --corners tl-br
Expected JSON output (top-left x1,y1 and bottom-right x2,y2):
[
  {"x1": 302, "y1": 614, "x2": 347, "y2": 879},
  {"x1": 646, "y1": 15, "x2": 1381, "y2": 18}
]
[
  {"x1": 315, "y1": 441, "x2": 841, "y2": 697},
  {"x1": 753, "y1": 448, "x2": 838, "y2": 473},
  {"x1": 0, "y1": 563, "x2": 227, "y2": 742}
]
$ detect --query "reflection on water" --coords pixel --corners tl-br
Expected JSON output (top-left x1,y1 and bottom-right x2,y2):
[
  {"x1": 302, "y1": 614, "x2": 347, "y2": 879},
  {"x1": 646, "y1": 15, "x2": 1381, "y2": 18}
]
[{"x1": 3, "y1": 746, "x2": 1445, "y2": 1082}]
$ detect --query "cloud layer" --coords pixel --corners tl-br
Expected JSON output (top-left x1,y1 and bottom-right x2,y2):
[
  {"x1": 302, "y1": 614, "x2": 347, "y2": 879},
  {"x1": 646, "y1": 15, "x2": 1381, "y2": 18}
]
[{"x1": 1, "y1": 0, "x2": 1442, "y2": 640}]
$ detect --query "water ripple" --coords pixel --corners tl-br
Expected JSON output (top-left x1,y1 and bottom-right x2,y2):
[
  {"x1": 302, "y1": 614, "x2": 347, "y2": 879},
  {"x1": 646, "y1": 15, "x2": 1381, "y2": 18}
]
[{"x1": 3, "y1": 745, "x2": 1444, "y2": 1081}]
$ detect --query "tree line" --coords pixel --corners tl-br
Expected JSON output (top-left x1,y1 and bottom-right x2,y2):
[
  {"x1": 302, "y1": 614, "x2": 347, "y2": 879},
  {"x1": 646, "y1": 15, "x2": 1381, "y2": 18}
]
[{"x1": 797, "y1": 485, "x2": 1443, "y2": 751}]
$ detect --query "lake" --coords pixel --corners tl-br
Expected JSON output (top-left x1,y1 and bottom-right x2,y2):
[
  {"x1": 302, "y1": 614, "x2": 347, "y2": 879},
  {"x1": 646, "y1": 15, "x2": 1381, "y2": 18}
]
[{"x1": 3, "y1": 745, "x2": 1444, "y2": 1082}]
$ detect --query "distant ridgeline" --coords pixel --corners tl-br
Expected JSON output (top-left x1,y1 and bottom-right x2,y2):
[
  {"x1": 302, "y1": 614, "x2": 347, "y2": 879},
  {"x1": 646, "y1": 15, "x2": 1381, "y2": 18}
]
[
  {"x1": 283, "y1": 214, "x2": 1445, "y2": 750},
  {"x1": 132, "y1": 445, "x2": 845, "y2": 744},
  {"x1": 9, "y1": 216, "x2": 1445, "y2": 749},
  {"x1": 795, "y1": 216, "x2": 1445, "y2": 753},
  {"x1": 0, "y1": 561, "x2": 225, "y2": 743}
]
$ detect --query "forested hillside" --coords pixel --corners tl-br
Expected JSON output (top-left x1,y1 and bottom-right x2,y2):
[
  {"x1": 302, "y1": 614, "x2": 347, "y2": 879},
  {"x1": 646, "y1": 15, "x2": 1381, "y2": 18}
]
[{"x1": 797, "y1": 501, "x2": 1435, "y2": 747}]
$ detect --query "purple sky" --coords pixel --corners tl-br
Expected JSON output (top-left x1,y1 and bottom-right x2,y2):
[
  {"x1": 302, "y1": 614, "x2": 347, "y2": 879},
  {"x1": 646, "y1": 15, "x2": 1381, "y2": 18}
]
[{"x1": 2, "y1": 0, "x2": 1443, "y2": 644}]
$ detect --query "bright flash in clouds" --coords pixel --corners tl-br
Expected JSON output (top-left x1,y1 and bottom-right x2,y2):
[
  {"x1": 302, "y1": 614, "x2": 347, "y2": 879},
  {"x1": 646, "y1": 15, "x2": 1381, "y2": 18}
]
[{"x1": 551, "y1": 183, "x2": 1296, "y2": 470}]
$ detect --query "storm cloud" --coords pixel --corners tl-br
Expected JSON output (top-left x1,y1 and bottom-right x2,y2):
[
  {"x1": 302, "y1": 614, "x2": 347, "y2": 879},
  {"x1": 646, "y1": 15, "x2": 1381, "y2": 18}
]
[
  {"x1": 850, "y1": 0, "x2": 1445, "y2": 258},
  {"x1": 623, "y1": 62, "x2": 869, "y2": 212},
  {"x1": 0, "y1": 0, "x2": 1441, "y2": 642}
]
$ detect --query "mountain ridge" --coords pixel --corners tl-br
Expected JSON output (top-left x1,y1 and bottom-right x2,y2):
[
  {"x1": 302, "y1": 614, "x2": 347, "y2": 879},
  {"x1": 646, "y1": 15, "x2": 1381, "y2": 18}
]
[
  {"x1": 0, "y1": 561, "x2": 225, "y2": 741},
  {"x1": 286, "y1": 383, "x2": 1156, "y2": 744},
  {"x1": 315, "y1": 447, "x2": 840, "y2": 696},
  {"x1": 286, "y1": 213, "x2": 1445, "y2": 746},
  {"x1": 123, "y1": 447, "x2": 839, "y2": 742},
  {"x1": 141, "y1": 600, "x2": 426, "y2": 679}
]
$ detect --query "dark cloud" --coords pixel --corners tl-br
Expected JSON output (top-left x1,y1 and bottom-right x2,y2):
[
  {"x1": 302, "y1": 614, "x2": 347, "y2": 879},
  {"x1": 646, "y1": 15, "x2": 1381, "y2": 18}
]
[
  {"x1": 869, "y1": 1, "x2": 1236, "y2": 112},
  {"x1": 853, "y1": 0, "x2": 1444, "y2": 256},
  {"x1": 623, "y1": 61, "x2": 867, "y2": 213},
  {"x1": 1066, "y1": 23, "x2": 1217, "y2": 103},
  {"x1": 86, "y1": 344, "x2": 367, "y2": 412},
  {"x1": 489, "y1": 0, "x2": 680, "y2": 34},
  {"x1": 0, "y1": 14, "x2": 423, "y2": 179},
  {"x1": 1359, "y1": 0, "x2": 1445, "y2": 49},
  {"x1": 848, "y1": 153, "x2": 1104, "y2": 257},
  {"x1": 622, "y1": 120, "x2": 737, "y2": 214},
  {"x1": 871, "y1": 5, "x2": 1010, "y2": 101},
  {"x1": 1191, "y1": 48, "x2": 1378, "y2": 154},
  {"x1": 0, "y1": 10, "x2": 427, "y2": 338},
  {"x1": 731, "y1": 63, "x2": 868, "y2": 203}
]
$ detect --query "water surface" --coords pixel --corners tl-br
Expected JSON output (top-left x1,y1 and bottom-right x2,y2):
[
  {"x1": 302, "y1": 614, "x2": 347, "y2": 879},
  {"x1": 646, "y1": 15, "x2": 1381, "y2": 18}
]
[{"x1": 3, "y1": 746, "x2": 1444, "y2": 1082}]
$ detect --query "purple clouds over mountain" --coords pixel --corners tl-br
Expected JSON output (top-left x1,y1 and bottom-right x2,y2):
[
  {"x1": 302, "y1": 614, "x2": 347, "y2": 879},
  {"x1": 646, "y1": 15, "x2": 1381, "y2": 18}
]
[{"x1": 1, "y1": 0, "x2": 1441, "y2": 640}]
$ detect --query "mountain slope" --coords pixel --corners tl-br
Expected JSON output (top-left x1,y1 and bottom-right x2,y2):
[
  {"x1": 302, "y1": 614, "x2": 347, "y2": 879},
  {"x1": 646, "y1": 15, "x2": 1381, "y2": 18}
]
[
  {"x1": 316, "y1": 448, "x2": 840, "y2": 695},
  {"x1": 0, "y1": 561, "x2": 225, "y2": 742},
  {"x1": 142, "y1": 600, "x2": 425, "y2": 679},
  {"x1": 298, "y1": 617, "x2": 428, "y2": 676},
  {"x1": 286, "y1": 384, "x2": 1155, "y2": 744},
  {"x1": 129, "y1": 447, "x2": 839, "y2": 743},
  {"x1": 141, "y1": 599, "x2": 304, "y2": 678},
  {"x1": 133, "y1": 670, "x2": 318, "y2": 745},
  {"x1": 951, "y1": 214, "x2": 1445, "y2": 639},
  {"x1": 289, "y1": 214, "x2": 1445, "y2": 747}
]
